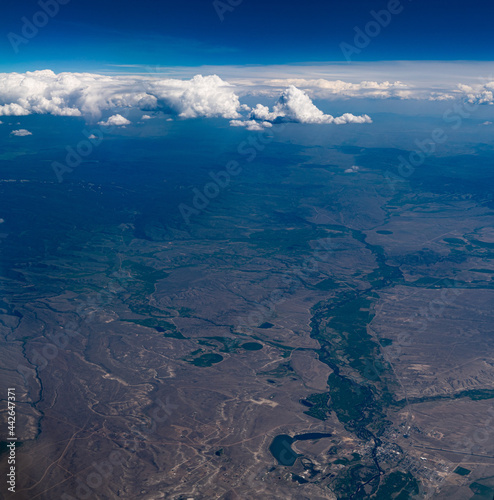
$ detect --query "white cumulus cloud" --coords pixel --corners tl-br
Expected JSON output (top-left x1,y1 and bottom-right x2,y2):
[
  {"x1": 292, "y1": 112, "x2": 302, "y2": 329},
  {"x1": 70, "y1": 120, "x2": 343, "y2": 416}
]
[
  {"x1": 459, "y1": 82, "x2": 494, "y2": 104},
  {"x1": 344, "y1": 166, "x2": 360, "y2": 173},
  {"x1": 141, "y1": 114, "x2": 152, "y2": 120},
  {"x1": 229, "y1": 119, "x2": 273, "y2": 131},
  {"x1": 154, "y1": 74, "x2": 241, "y2": 119},
  {"x1": 98, "y1": 114, "x2": 131, "y2": 127},
  {"x1": 249, "y1": 86, "x2": 372, "y2": 125},
  {"x1": 0, "y1": 70, "x2": 242, "y2": 121},
  {"x1": 10, "y1": 129, "x2": 32, "y2": 136}
]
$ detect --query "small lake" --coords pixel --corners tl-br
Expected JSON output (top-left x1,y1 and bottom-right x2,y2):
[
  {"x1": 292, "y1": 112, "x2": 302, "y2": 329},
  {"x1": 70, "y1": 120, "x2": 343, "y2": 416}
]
[{"x1": 269, "y1": 432, "x2": 332, "y2": 466}]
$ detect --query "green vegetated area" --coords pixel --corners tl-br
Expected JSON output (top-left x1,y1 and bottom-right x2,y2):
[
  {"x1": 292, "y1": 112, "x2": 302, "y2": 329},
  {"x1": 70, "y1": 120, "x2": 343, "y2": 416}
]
[
  {"x1": 189, "y1": 352, "x2": 224, "y2": 367},
  {"x1": 331, "y1": 463, "x2": 381, "y2": 499},
  {"x1": 395, "y1": 388, "x2": 494, "y2": 408},
  {"x1": 122, "y1": 317, "x2": 184, "y2": 339},
  {"x1": 291, "y1": 473, "x2": 309, "y2": 484},
  {"x1": 442, "y1": 232, "x2": 494, "y2": 261},
  {"x1": 469, "y1": 481, "x2": 494, "y2": 499},
  {"x1": 118, "y1": 259, "x2": 174, "y2": 315},
  {"x1": 372, "y1": 471, "x2": 419, "y2": 499},
  {"x1": 122, "y1": 260, "x2": 169, "y2": 298},
  {"x1": 454, "y1": 466, "x2": 471, "y2": 476},
  {"x1": 326, "y1": 374, "x2": 383, "y2": 428},
  {"x1": 333, "y1": 453, "x2": 361, "y2": 466},
  {"x1": 314, "y1": 277, "x2": 339, "y2": 291},
  {"x1": 302, "y1": 392, "x2": 331, "y2": 421},
  {"x1": 304, "y1": 225, "x2": 419, "y2": 498},
  {"x1": 332, "y1": 468, "x2": 419, "y2": 499}
]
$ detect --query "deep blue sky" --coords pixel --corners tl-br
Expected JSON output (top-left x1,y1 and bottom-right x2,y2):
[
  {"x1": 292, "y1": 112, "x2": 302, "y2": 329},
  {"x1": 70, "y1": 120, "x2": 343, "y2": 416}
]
[{"x1": 1, "y1": 0, "x2": 493, "y2": 72}]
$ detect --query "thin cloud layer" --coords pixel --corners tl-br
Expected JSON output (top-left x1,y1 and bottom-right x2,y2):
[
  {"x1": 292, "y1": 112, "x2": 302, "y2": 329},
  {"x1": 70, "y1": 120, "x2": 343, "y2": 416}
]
[
  {"x1": 264, "y1": 79, "x2": 408, "y2": 99},
  {"x1": 249, "y1": 86, "x2": 372, "y2": 125}
]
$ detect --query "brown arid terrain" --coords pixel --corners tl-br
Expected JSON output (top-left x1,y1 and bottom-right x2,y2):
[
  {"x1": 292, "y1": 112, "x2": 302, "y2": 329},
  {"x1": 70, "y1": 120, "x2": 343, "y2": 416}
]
[{"x1": 1, "y1": 136, "x2": 494, "y2": 499}]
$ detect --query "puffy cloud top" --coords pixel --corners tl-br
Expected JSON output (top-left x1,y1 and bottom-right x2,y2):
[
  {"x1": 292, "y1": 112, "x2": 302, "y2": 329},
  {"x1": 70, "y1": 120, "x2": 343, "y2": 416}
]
[
  {"x1": 98, "y1": 114, "x2": 131, "y2": 127},
  {"x1": 0, "y1": 71, "x2": 373, "y2": 129},
  {"x1": 0, "y1": 70, "x2": 241, "y2": 120},
  {"x1": 459, "y1": 82, "x2": 494, "y2": 104},
  {"x1": 153, "y1": 74, "x2": 241, "y2": 119},
  {"x1": 249, "y1": 86, "x2": 372, "y2": 125}
]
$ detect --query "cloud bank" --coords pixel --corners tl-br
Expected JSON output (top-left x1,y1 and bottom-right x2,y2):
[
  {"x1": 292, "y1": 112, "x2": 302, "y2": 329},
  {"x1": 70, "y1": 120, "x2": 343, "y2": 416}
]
[
  {"x1": 1, "y1": 69, "x2": 490, "y2": 131},
  {"x1": 0, "y1": 70, "x2": 241, "y2": 120},
  {"x1": 0, "y1": 70, "x2": 374, "y2": 129}
]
